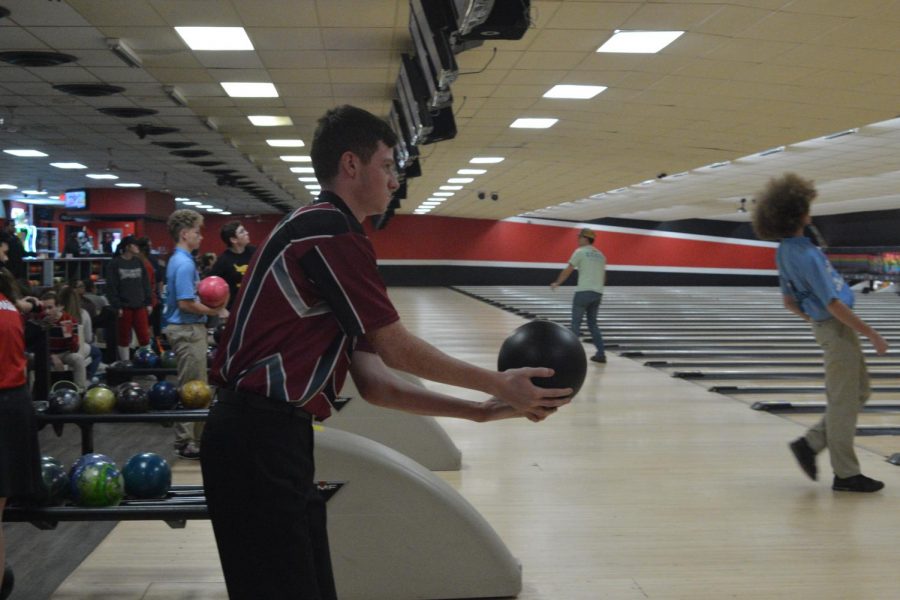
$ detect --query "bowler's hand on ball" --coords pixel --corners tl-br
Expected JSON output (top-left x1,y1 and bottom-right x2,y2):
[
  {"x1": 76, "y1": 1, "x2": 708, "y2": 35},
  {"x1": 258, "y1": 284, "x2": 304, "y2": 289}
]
[{"x1": 498, "y1": 367, "x2": 572, "y2": 417}]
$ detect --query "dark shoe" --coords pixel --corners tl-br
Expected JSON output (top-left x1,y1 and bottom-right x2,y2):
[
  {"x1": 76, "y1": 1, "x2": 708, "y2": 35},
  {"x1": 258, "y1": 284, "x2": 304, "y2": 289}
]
[
  {"x1": 590, "y1": 354, "x2": 607, "y2": 363},
  {"x1": 832, "y1": 474, "x2": 884, "y2": 493},
  {"x1": 789, "y1": 437, "x2": 817, "y2": 481},
  {"x1": 176, "y1": 441, "x2": 201, "y2": 460}
]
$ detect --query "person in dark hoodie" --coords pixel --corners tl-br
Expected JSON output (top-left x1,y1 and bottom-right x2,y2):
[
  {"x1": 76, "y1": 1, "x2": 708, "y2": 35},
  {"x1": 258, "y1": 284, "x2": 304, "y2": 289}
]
[{"x1": 104, "y1": 235, "x2": 152, "y2": 361}]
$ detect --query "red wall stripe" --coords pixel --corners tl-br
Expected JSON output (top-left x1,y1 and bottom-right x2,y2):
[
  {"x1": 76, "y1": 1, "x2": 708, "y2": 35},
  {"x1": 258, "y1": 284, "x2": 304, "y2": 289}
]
[{"x1": 367, "y1": 215, "x2": 776, "y2": 270}]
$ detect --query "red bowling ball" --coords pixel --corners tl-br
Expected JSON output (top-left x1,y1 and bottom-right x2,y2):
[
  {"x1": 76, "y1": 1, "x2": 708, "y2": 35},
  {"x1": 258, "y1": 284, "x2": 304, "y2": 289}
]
[{"x1": 197, "y1": 276, "x2": 228, "y2": 308}]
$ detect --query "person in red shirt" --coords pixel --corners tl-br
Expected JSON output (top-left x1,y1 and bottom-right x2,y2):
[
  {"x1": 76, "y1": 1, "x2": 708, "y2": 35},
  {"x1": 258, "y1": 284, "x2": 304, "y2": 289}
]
[
  {"x1": 0, "y1": 235, "x2": 43, "y2": 593},
  {"x1": 203, "y1": 105, "x2": 572, "y2": 599}
]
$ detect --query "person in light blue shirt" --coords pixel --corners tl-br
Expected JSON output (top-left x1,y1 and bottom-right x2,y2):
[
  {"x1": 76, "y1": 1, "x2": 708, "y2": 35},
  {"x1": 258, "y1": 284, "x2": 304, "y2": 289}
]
[
  {"x1": 163, "y1": 209, "x2": 228, "y2": 459},
  {"x1": 753, "y1": 173, "x2": 887, "y2": 493}
]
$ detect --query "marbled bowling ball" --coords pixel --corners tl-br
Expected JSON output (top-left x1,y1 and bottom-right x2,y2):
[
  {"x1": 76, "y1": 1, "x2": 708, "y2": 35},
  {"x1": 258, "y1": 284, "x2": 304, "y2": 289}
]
[
  {"x1": 68, "y1": 453, "x2": 114, "y2": 497},
  {"x1": 497, "y1": 319, "x2": 587, "y2": 399},
  {"x1": 83, "y1": 384, "x2": 116, "y2": 414},
  {"x1": 72, "y1": 461, "x2": 124, "y2": 507},
  {"x1": 122, "y1": 452, "x2": 171, "y2": 499},
  {"x1": 180, "y1": 380, "x2": 212, "y2": 409},
  {"x1": 148, "y1": 380, "x2": 179, "y2": 410},
  {"x1": 47, "y1": 388, "x2": 82, "y2": 414}
]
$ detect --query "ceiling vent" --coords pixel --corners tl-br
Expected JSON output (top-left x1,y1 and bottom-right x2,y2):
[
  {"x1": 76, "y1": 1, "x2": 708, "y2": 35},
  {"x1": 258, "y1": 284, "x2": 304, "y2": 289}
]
[
  {"x1": 98, "y1": 107, "x2": 158, "y2": 118},
  {"x1": 0, "y1": 51, "x2": 77, "y2": 67},
  {"x1": 54, "y1": 83, "x2": 124, "y2": 97},
  {"x1": 204, "y1": 168, "x2": 237, "y2": 175},
  {"x1": 153, "y1": 141, "x2": 197, "y2": 149},
  {"x1": 128, "y1": 124, "x2": 179, "y2": 138},
  {"x1": 170, "y1": 149, "x2": 211, "y2": 157},
  {"x1": 188, "y1": 160, "x2": 224, "y2": 167}
]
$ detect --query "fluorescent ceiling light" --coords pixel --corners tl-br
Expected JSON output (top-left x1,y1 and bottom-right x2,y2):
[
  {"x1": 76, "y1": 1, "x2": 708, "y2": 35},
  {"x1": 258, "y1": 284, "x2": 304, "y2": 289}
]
[
  {"x1": 4, "y1": 149, "x2": 48, "y2": 157},
  {"x1": 266, "y1": 139, "x2": 305, "y2": 147},
  {"x1": 86, "y1": 173, "x2": 118, "y2": 180},
  {"x1": 280, "y1": 155, "x2": 311, "y2": 162},
  {"x1": 0, "y1": 184, "x2": 17, "y2": 190},
  {"x1": 220, "y1": 211, "x2": 233, "y2": 215},
  {"x1": 175, "y1": 197, "x2": 190, "y2": 203},
  {"x1": 543, "y1": 84, "x2": 607, "y2": 99},
  {"x1": 290, "y1": 166, "x2": 315, "y2": 173},
  {"x1": 50, "y1": 162, "x2": 87, "y2": 169},
  {"x1": 433, "y1": 192, "x2": 454, "y2": 197},
  {"x1": 511, "y1": 118, "x2": 558, "y2": 129},
  {"x1": 21, "y1": 189, "x2": 47, "y2": 195},
  {"x1": 115, "y1": 183, "x2": 142, "y2": 188},
  {"x1": 196, "y1": 204, "x2": 213, "y2": 209},
  {"x1": 597, "y1": 30, "x2": 684, "y2": 54},
  {"x1": 440, "y1": 185, "x2": 463, "y2": 191},
  {"x1": 448, "y1": 178, "x2": 473, "y2": 184},
  {"x1": 298, "y1": 177, "x2": 318, "y2": 182},
  {"x1": 470, "y1": 157, "x2": 504, "y2": 164},
  {"x1": 206, "y1": 208, "x2": 224, "y2": 213},
  {"x1": 222, "y1": 82, "x2": 279, "y2": 98},
  {"x1": 304, "y1": 184, "x2": 321, "y2": 190},
  {"x1": 421, "y1": 202, "x2": 441, "y2": 206},
  {"x1": 183, "y1": 201, "x2": 202, "y2": 206},
  {"x1": 427, "y1": 197, "x2": 445, "y2": 202},
  {"x1": 248, "y1": 115, "x2": 293, "y2": 127},
  {"x1": 175, "y1": 27, "x2": 254, "y2": 51},
  {"x1": 457, "y1": 169, "x2": 486, "y2": 175}
]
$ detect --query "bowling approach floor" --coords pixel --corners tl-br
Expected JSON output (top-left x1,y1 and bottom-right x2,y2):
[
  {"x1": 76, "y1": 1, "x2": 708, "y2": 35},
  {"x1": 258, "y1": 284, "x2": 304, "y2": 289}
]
[{"x1": 11, "y1": 287, "x2": 900, "y2": 599}]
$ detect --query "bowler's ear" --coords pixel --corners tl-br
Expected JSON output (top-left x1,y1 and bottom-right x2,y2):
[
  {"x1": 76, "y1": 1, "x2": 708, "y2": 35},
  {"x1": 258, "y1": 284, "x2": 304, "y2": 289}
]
[{"x1": 339, "y1": 151, "x2": 359, "y2": 179}]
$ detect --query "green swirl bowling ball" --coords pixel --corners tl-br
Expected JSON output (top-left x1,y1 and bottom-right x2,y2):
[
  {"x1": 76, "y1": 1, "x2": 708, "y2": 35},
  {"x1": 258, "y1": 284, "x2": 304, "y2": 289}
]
[{"x1": 72, "y1": 461, "x2": 124, "y2": 507}]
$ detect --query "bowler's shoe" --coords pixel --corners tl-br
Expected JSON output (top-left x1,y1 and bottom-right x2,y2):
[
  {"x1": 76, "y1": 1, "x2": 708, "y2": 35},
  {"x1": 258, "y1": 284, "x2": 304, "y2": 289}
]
[
  {"x1": 590, "y1": 354, "x2": 607, "y2": 364},
  {"x1": 789, "y1": 437, "x2": 817, "y2": 481},
  {"x1": 832, "y1": 474, "x2": 884, "y2": 493}
]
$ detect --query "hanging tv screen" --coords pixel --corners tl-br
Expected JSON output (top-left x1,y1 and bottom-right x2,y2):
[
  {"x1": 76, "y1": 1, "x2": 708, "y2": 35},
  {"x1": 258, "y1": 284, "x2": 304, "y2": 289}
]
[{"x1": 63, "y1": 189, "x2": 88, "y2": 209}]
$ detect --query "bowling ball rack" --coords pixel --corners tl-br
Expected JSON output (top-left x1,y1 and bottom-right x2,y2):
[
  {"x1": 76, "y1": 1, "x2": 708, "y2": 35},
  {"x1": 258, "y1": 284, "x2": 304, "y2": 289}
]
[
  {"x1": 4, "y1": 485, "x2": 209, "y2": 530},
  {"x1": 35, "y1": 410, "x2": 209, "y2": 454}
]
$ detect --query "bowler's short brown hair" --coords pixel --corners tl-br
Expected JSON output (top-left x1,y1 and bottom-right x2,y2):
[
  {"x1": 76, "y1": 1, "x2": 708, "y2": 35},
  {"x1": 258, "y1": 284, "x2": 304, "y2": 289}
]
[{"x1": 167, "y1": 209, "x2": 203, "y2": 242}]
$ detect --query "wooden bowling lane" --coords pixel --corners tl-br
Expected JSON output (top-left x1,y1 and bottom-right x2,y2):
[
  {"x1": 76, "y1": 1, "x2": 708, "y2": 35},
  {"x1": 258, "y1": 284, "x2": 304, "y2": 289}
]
[{"x1": 46, "y1": 287, "x2": 900, "y2": 600}]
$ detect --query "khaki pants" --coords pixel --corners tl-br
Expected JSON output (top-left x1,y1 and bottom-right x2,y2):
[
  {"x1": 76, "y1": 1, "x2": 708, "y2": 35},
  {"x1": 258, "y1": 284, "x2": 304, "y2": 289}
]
[
  {"x1": 807, "y1": 319, "x2": 870, "y2": 478},
  {"x1": 165, "y1": 323, "x2": 208, "y2": 448}
]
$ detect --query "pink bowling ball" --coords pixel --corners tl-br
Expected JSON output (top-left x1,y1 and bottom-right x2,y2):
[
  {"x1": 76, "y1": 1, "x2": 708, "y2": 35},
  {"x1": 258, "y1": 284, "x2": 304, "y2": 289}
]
[{"x1": 197, "y1": 276, "x2": 228, "y2": 308}]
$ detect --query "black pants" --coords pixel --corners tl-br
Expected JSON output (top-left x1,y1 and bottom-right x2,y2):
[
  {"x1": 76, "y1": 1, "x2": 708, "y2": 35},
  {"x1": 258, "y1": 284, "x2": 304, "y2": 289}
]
[{"x1": 201, "y1": 397, "x2": 337, "y2": 600}]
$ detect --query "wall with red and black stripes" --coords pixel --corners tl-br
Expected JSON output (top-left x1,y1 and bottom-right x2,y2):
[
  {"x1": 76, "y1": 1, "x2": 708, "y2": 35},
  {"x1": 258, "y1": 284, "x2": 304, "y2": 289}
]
[{"x1": 365, "y1": 215, "x2": 778, "y2": 287}]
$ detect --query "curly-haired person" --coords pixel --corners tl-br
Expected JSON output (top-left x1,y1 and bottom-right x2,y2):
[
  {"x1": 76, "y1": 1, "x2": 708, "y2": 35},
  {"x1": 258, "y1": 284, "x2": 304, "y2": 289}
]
[{"x1": 752, "y1": 172, "x2": 886, "y2": 493}]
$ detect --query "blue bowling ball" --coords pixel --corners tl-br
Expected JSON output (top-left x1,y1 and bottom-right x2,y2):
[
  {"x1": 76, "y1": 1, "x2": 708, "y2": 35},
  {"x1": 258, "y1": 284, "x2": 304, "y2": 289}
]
[
  {"x1": 148, "y1": 381, "x2": 179, "y2": 410},
  {"x1": 122, "y1": 452, "x2": 171, "y2": 499},
  {"x1": 133, "y1": 347, "x2": 160, "y2": 368}
]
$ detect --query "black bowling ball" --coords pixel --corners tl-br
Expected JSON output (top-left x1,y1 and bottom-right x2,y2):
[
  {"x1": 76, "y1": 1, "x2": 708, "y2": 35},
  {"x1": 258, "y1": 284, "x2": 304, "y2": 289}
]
[
  {"x1": 497, "y1": 319, "x2": 587, "y2": 398},
  {"x1": 116, "y1": 386, "x2": 149, "y2": 413},
  {"x1": 212, "y1": 323, "x2": 227, "y2": 346}
]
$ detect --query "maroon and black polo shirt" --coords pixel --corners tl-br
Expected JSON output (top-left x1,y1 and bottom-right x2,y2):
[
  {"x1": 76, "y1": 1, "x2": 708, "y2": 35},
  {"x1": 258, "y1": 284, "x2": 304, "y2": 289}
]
[{"x1": 210, "y1": 192, "x2": 399, "y2": 420}]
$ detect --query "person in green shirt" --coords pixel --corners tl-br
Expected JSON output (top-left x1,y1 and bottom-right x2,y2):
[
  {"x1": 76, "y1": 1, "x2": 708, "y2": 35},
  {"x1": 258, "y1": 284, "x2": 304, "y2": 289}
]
[{"x1": 551, "y1": 228, "x2": 607, "y2": 363}]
